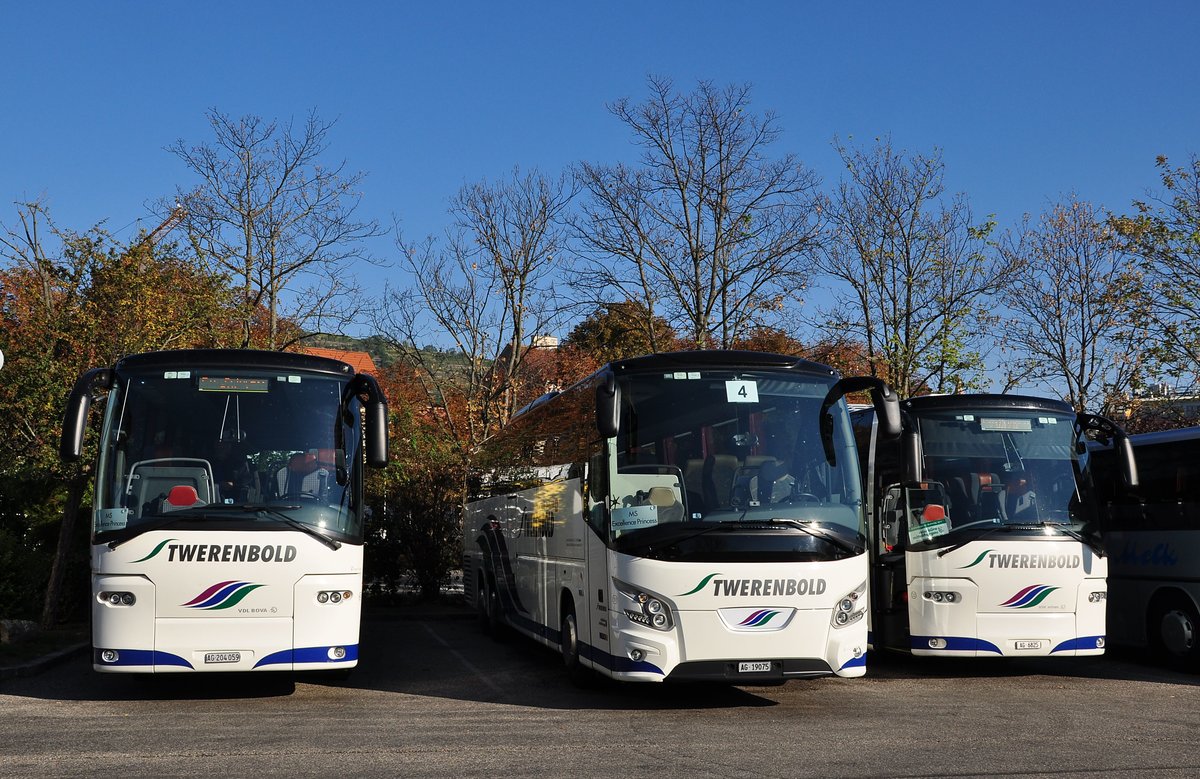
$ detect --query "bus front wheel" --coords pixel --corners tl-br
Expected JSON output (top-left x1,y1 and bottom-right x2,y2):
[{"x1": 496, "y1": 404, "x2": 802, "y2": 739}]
[
  {"x1": 1150, "y1": 596, "x2": 1200, "y2": 669},
  {"x1": 560, "y1": 601, "x2": 591, "y2": 687}
]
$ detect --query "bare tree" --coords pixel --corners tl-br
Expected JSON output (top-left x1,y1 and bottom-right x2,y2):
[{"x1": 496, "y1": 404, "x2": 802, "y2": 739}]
[
  {"x1": 816, "y1": 137, "x2": 1007, "y2": 397},
  {"x1": 165, "y1": 109, "x2": 380, "y2": 349},
  {"x1": 999, "y1": 195, "x2": 1149, "y2": 414},
  {"x1": 574, "y1": 77, "x2": 823, "y2": 349},
  {"x1": 374, "y1": 168, "x2": 573, "y2": 450}
]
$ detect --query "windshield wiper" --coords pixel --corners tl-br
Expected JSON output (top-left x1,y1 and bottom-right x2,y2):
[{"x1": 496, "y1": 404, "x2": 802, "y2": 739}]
[
  {"x1": 936, "y1": 522, "x2": 1016, "y2": 558},
  {"x1": 1019, "y1": 521, "x2": 1105, "y2": 557},
  {"x1": 107, "y1": 513, "x2": 200, "y2": 549},
  {"x1": 765, "y1": 518, "x2": 864, "y2": 555},
  {"x1": 199, "y1": 504, "x2": 342, "y2": 550}
]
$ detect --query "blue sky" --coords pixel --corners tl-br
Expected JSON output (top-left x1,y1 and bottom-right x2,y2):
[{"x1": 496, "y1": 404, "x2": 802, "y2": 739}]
[{"x1": 3, "y1": 2, "x2": 1198, "y2": 357}]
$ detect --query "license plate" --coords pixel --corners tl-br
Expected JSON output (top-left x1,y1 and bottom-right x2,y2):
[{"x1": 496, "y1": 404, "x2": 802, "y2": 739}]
[
  {"x1": 1014, "y1": 641, "x2": 1043, "y2": 651},
  {"x1": 738, "y1": 661, "x2": 773, "y2": 673},
  {"x1": 204, "y1": 652, "x2": 241, "y2": 664}
]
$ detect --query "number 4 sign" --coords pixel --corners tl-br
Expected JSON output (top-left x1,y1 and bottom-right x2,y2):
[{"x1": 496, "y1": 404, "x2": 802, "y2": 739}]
[{"x1": 726, "y1": 380, "x2": 759, "y2": 403}]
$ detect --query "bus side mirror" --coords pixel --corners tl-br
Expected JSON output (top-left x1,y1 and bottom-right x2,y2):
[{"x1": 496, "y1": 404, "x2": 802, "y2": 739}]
[
  {"x1": 60, "y1": 368, "x2": 113, "y2": 462},
  {"x1": 351, "y1": 374, "x2": 389, "y2": 468},
  {"x1": 596, "y1": 371, "x2": 619, "y2": 439},
  {"x1": 819, "y1": 376, "x2": 901, "y2": 464},
  {"x1": 366, "y1": 399, "x2": 389, "y2": 468},
  {"x1": 1078, "y1": 412, "x2": 1137, "y2": 489}
]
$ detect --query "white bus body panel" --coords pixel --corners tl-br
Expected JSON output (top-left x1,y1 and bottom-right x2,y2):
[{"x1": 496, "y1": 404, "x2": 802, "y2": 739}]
[
  {"x1": 465, "y1": 476, "x2": 867, "y2": 681},
  {"x1": 905, "y1": 539, "x2": 1107, "y2": 657},
  {"x1": 599, "y1": 553, "x2": 867, "y2": 681},
  {"x1": 91, "y1": 530, "x2": 363, "y2": 672}
]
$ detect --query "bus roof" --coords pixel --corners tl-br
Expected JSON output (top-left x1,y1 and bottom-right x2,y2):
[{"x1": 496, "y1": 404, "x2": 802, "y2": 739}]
[
  {"x1": 113, "y1": 348, "x2": 357, "y2": 377},
  {"x1": 607, "y1": 350, "x2": 837, "y2": 377},
  {"x1": 900, "y1": 393, "x2": 1074, "y2": 415}
]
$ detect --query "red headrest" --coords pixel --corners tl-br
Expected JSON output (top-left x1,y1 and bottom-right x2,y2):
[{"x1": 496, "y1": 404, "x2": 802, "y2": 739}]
[
  {"x1": 167, "y1": 485, "x2": 200, "y2": 506},
  {"x1": 288, "y1": 453, "x2": 318, "y2": 474}
]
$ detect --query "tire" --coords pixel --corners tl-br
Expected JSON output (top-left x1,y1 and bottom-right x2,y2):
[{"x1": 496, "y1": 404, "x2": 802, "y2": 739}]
[
  {"x1": 475, "y1": 574, "x2": 490, "y2": 633},
  {"x1": 484, "y1": 576, "x2": 505, "y2": 641},
  {"x1": 1149, "y1": 596, "x2": 1200, "y2": 671},
  {"x1": 560, "y1": 601, "x2": 592, "y2": 687}
]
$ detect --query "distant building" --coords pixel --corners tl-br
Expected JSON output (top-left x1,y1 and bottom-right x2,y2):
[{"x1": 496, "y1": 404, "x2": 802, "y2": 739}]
[{"x1": 299, "y1": 346, "x2": 379, "y2": 376}]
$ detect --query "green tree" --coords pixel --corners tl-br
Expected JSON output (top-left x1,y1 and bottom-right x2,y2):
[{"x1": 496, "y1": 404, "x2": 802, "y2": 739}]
[
  {"x1": 1111, "y1": 154, "x2": 1200, "y2": 390},
  {"x1": 563, "y1": 300, "x2": 677, "y2": 362}
]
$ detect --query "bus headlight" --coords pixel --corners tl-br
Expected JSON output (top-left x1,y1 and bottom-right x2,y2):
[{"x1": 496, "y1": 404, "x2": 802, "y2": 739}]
[
  {"x1": 924, "y1": 590, "x2": 961, "y2": 604},
  {"x1": 831, "y1": 581, "x2": 866, "y2": 629},
  {"x1": 614, "y1": 579, "x2": 674, "y2": 631},
  {"x1": 317, "y1": 590, "x2": 353, "y2": 604},
  {"x1": 1088, "y1": 591, "x2": 1107, "y2": 603}
]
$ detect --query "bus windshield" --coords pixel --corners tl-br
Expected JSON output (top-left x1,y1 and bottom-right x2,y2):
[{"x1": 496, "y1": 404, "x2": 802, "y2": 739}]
[
  {"x1": 609, "y1": 369, "x2": 865, "y2": 556},
  {"x1": 912, "y1": 408, "x2": 1093, "y2": 536},
  {"x1": 94, "y1": 367, "x2": 364, "y2": 542}
]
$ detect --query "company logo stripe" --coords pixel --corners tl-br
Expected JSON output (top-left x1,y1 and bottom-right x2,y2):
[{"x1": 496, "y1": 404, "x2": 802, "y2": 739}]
[
  {"x1": 738, "y1": 609, "x2": 781, "y2": 627},
  {"x1": 678, "y1": 572, "x2": 723, "y2": 597},
  {"x1": 130, "y1": 538, "x2": 177, "y2": 563},
  {"x1": 999, "y1": 585, "x2": 1041, "y2": 607},
  {"x1": 1001, "y1": 585, "x2": 1059, "y2": 609},
  {"x1": 182, "y1": 580, "x2": 239, "y2": 607},
  {"x1": 183, "y1": 581, "x2": 265, "y2": 610},
  {"x1": 959, "y1": 548, "x2": 995, "y2": 569}
]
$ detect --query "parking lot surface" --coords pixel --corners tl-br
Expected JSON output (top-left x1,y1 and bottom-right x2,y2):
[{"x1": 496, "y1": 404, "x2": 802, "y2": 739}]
[{"x1": 1, "y1": 609, "x2": 1197, "y2": 778}]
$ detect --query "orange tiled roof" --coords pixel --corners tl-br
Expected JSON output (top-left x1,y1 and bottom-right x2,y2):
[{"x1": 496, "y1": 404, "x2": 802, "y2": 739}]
[{"x1": 300, "y1": 347, "x2": 378, "y2": 376}]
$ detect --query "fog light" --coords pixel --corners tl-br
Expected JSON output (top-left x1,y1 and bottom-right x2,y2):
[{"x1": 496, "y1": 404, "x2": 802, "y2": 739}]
[
  {"x1": 1096, "y1": 637, "x2": 1105, "y2": 648},
  {"x1": 100, "y1": 649, "x2": 119, "y2": 663},
  {"x1": 928, "y1": 638, "x2": 947, "y2": 649},
  {"x1": 328, "y1": 646, "x2": 346, "y2": 660},
  {"x1": 317, "y1": 591, "x2": 329, "y2": 603},
  {"x1": 629, "y1": 648, "x2": 645, "y2": 662}
]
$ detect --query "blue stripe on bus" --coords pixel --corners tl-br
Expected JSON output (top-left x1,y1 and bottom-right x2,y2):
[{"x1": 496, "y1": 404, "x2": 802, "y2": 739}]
[
  {"x1": 96, "y1": 648, "x2": 193, "y2": 669},
  {"x1": 909, "y1": 635, "x2": 1003, "y2": 654},
  {"x1": 1050, "y1": 636, "x2": 1104, "y2": 653},
  {"x1": 253, "y1": 644, "x2": 360, "y2": 668},
  {"x1": 838, "y1": 654, "x2": 867, "y2": 671}
]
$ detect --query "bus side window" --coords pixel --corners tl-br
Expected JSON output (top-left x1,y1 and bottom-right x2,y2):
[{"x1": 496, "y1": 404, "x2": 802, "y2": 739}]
[{"x1": 586, "y1": 451, "x2": 607, "y2": 535}]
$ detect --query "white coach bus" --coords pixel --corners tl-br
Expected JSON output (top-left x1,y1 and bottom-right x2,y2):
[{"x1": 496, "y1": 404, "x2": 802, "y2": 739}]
[
  {"x1": 852, "y1": 394, "x2": 1137, "y2": 658},
  {"x1": 463, "y1": 351, "x2": 899, "y2": 683},
  {"x1": 1092, "y1": 426, "x2": 1200, "y2": 668},
  {"x1": 60, "y1": 349, "x2": 388, "y2": 673}
]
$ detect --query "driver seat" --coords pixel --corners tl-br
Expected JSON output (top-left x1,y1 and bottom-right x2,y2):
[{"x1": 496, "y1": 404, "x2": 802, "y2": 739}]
[{"x1": 276, "y1": 452, "x2": 322, "y2": 498}]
